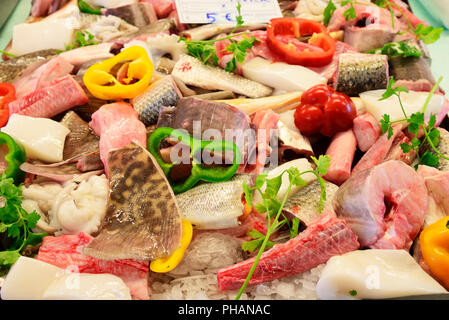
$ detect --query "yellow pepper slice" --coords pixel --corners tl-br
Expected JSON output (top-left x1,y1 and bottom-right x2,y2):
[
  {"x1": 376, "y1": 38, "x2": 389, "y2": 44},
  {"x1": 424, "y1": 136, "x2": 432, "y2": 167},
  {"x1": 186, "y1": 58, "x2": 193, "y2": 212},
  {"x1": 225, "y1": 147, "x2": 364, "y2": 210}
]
[
  {"x1": 420, "y1": 216, "x2": 449, "y2": 289},
  {"x1": 150, "y1": 219, "x2": 193, "y2": 273},
  {"x1": 83, "y1": 46, "x2": 153, "y2": 100}
]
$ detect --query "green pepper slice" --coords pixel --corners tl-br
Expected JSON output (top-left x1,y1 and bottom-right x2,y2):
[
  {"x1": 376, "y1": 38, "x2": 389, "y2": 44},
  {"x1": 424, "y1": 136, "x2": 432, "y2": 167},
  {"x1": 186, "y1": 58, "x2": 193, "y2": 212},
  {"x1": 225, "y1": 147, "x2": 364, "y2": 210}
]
[
  {"x1": 0, "y1": 132, "x2": 26, "y2": 185},
  {"x1": 78, "y1": 0, "x2": 102, "y2": 15},
  {"x1": 148, "y1": 127, "x2": 241, "y2": 194}
]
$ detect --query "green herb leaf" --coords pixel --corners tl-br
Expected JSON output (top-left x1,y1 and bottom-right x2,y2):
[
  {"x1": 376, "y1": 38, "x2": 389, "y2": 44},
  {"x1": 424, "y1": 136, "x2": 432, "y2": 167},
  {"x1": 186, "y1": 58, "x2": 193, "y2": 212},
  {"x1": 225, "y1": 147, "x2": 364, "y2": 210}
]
[
  {"x1": 341, "y1": 0, "x2": 356, "y2": 21},
  {"x1": 323, "y1": 0, "x2": 337, "y2": 26},
  {"x1": 312, "y1": 155, "x2": 331, "y2": 176},
  {"x1": 254, "y1": 202, "x2": 267, "y2": 214},
  {"x1": 242, "y1": 181, "x2": 253, "y2": 207},
  {"x1": 0, "y1": 251, "x2": 21, "y2": 266},
  {"x1": 421, "y1": 151, "x2": 440, "y2": 167},
  {"x1": 265, "y1": 175, "x2": 283, "y2": 199},
  {"x1": 414, "y1": 24, "x2": 444, "y2": 45},
  {"x1": 290, "y1": 217, "x2": 301, "y2": 239},
  {"x1": 400, "y1": 142, "x2": 413, "y2": 153},
  {"x1": 367, "y1": 41, "x2": 422, "y2": 58},
  {"x1": 349, "y1": 290, "x2": 358, "y2": 296},
  {"x1": 0, "y1": 50, "x2": 18, "y2": 58}
]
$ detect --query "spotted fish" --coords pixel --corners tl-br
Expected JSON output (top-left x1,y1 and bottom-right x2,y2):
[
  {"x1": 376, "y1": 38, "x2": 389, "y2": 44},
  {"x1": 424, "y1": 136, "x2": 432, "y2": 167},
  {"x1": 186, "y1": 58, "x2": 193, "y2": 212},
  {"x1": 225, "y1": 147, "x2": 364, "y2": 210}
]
[
  {"x1": 131, "y1": 75, "x2": 182, "y2": 126},
  {"x1": 333, "y1": 53, "x2": 389, "y2": 96},
  {"x1": 84, "y1": 142, "x2": 182, "y2": 261}
]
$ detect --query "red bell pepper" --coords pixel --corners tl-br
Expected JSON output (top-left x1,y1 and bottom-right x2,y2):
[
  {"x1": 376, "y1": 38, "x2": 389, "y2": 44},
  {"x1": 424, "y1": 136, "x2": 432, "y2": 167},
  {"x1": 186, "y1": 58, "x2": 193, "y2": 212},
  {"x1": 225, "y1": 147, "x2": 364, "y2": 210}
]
[
  {"x1": 266, "y1": 18, "x2": 336, "y2": 67},
  {"x1": 0, "y1": 83, "x2": 15, "y2": 128}
]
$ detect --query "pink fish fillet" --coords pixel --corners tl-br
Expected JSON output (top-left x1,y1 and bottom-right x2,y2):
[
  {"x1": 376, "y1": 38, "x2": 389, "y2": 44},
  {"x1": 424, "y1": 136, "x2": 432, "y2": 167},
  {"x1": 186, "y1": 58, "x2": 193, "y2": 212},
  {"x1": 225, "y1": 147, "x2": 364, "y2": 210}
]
[
  {"x1": 334, "y1": 160, "x2": 428, "y2": 250},
  {"x1": 59, "y1": 43, "x2": 115, "y2": 67},
  {"x1": 216, "y1": 214, "x2": 359, "y2": 291},
  {"x1": 418, "y1": 165, "x2": 449, "y2": 219},
  {"x1": 89, "y1": 102, "x2": 146, "y2": 176},
  {"x1": 352, "y1": 124, "x2": 402, "y2": 174},
  {"x1": 324, "y1": 129, "x2": 357, "y2": 186},
  {"x1": 353, "y1": 112, "x2": 381, "y2": 152},
  {"x1": 141, "y1": 0, "x2": 174, "y2": 18},
  {"x1": 36, "y1": 232, "x2": 150, "y2": 300},
  {"x1": 385, "y1": 131, "x2": 417, "y2": 165},
  {"x1": 14, "y1": 55, "x2": 74, "y2": 99},
  {"x1": 9, "y1": 75, "x2": 89, "y2": 118}
]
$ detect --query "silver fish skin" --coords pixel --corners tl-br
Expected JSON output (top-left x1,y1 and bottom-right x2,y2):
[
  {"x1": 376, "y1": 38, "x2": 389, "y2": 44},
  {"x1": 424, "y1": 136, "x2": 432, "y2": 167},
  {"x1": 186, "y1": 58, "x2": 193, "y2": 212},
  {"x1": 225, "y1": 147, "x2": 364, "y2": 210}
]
[
  {"x1": 176, "y1": 175, "x2": 252, "y2": 230},
  {"x1": 334, "y1": 53, "x2": 389, "y2": 96},
  {"x1": 172, "y1": 55, "x2": 273, "y2": 99},
  {"x1": 131, "y1": 75, "x2": 182, "y2": 126},
  {"x1": 0, "y1": 49, "x2": 58, "y2": 83},
  {"x1": 284, "y1": 180, "x2": 339, "y2": 226}
]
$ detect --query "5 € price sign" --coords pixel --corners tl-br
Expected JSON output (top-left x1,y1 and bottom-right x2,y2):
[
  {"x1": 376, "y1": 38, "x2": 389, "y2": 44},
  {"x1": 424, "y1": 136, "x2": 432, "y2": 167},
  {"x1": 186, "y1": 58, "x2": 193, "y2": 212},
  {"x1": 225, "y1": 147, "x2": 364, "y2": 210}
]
[{"x1": 175, "y1": 0, "x2": 282, "y2": 24}]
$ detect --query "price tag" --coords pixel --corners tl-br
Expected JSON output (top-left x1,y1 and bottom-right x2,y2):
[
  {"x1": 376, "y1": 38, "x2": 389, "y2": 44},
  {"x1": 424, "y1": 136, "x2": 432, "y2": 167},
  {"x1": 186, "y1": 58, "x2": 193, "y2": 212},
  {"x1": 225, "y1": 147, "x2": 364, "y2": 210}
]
[{"x1": 174, "y1": 0, "x2": 282, "y2": 24}]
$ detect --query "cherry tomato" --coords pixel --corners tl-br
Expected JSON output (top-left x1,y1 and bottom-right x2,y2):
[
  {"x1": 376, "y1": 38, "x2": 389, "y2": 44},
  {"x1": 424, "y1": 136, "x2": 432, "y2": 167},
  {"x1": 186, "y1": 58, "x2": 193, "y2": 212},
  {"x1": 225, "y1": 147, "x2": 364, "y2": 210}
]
[
  {"x1": 294, "y1": 104, "x2": 324, "y2": 136},
  {"x1": 301, "y1": 84, "x2": 334, "y2": 107},
  {"x1": 323, "y1": 92, "x2": 357, "y2": 133}
]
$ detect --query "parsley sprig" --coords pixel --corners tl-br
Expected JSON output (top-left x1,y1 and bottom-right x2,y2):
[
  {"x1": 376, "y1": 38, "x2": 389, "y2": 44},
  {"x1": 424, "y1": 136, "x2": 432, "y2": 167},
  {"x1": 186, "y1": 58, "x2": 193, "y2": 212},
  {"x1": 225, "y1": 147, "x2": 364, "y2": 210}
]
[
  {"x1": 323, "y1": 0, "x2": 337, "y2": 26},
  {"x1": 367, "y1": 41, "x2": 422, "y2": 58},
  {"x1": 341, "y1": 0, "x2": 356, "y2": 21},
  {"x1": 379, "y1": 76, "x2": 447, "y2": 168},
  {"x1": 62, "y1": 30, "x2": 98, "y2": 52},
  {"x1": 375, "y1": 0, "x2": 443, "y2": 44},
  {"x1": 180, "y1": 2, "x2": 259, "y2": 73},
  {"x1": 0, "y1": 178, "x2": 47, "y2": 269},
  {"x1": 235, "y1": 155, "x2": 330, "y2": 300}
]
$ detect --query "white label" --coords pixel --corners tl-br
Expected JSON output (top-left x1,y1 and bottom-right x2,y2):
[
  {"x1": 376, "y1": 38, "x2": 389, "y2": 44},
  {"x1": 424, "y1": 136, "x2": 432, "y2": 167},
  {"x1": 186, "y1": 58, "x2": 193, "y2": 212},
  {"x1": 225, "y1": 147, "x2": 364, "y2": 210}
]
[{"x1": 175, "y1": 0, "x2": 283, "y2": 24}]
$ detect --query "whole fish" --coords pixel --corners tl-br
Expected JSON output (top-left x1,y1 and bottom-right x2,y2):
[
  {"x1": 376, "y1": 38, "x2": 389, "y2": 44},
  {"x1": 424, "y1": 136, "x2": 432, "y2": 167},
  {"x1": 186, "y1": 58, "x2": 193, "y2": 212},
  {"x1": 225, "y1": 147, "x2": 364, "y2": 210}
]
[
  {"x1": 176, "y1": 175, "x2": 252, "y2": 230},
  {"x1": 333, "y1": 53, "x2": 389, "y2": 96},
  {"x1": 172, "y1": 55, "x2": 272, "y2": 99},
  {"x1": 0, "y1": 49, "x2": 58, "y2": 83},
  {"x1": 84, "y1": 142, "x2": 182, "y2": 261},
  {"x1": 131, "y1": 75, "x2": 182, "y2": 126}
]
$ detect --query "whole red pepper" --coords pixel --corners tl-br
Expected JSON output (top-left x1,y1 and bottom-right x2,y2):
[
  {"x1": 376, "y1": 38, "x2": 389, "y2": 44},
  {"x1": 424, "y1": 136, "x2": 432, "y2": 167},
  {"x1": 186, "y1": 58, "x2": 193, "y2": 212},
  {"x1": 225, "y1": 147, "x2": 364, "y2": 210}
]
[
  {"x1": 0, "y1": 83, "x2": 15, "y2": 128},
  {"x1": 266, "y1": 18, "x2": 336, "y2": 67},
  {"x1": 294, "y1": 85, "x2": 356, "y2": 137}
]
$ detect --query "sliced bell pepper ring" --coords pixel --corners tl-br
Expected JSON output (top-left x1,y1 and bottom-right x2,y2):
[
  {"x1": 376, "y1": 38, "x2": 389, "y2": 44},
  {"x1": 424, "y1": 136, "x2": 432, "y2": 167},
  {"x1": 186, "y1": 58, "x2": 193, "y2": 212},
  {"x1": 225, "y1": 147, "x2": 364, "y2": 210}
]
[
  {"x1": 0, "y1": 83, "x2": 15, "y2": 128},
  {"x1": 0, "y1": 132, "x2": 26, "y2": 185},
  {"x1": 266, "y1": 17, "x2": 336, "y2": 67},
  {"x1": 83, "y1": 46, "x2": 153, "y2": 100},
  {"x1": 147, "y1": 127, "x2": 241, "y2": 194},
  {"x1": 420, "y1": 216, "x2": 449, "y2": 289},
  {"x1": 78, "y1": 0, "x2": 102, "y2": 15},
  {"x1": 150, "y1": 219, "x2": 193, "y2": 273}
]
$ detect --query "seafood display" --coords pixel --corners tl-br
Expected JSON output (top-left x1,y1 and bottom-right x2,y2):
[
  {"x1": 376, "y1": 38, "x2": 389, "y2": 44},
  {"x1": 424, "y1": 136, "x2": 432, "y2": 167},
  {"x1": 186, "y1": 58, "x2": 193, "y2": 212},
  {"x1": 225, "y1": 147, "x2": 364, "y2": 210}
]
[{"x1": 0, "y1": 0, "x2": 449, "y2": 303}]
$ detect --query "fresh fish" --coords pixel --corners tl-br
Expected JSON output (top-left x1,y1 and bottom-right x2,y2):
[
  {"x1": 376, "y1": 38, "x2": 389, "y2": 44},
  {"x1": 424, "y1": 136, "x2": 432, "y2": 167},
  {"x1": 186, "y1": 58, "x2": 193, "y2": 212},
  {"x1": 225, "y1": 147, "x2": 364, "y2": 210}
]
[
  {"x1": 277, "y1": 117, "x2": 314, "y2": 159},
  {"x1": 0, "y1": 49, "x2": 58, "y2": 83},
  {"x1": 176, "y1": 175, "x2": 251, "y2": 230},
  {"x1": 344, "y1": 27, "x2": 396, "y2": 52},
  {"x1": 14, "y1": 55, "x2": 75, "y2": 99},
  {"x1": 89, "y1": 102, "x2": 146, "y2": 176},
  {"x1": 157, "y1": 97, "x2": 254, "y2": 168},
  {"x1": 352, "y1": 125, "x2": 402, "y2": 174},
  {"x1": 156, "y1": 57, "x2": 175, "y2": 74},
  {"x1": 131, "y1": 75, "x2": 182, "y2": 126},
  {"x1": 180, "y1": 23, "x2": 266, "y2": 41},
  {"x1": 324, "y1": 129, "x2": 357, "y2": 186},
  {"x1": 352, "y1": 112, "x2": 381, "y2": 152},
  {"x1": 192, "y1": 91, "x2": 235, "y2": 101},
  {"x1": 116, "y1": 18, "x2": 176, "y2": 42},
  {"x1": 284, "y1": 180, "x2": 339, "y2": 226},
  {"x1": 421, "y1": 128, "x2": 449, "y2": 172},
  {"x1": 217, "y1": 91, "x2": 302, "y2": 114},
  {"x1": 36, "y1": 232, "x2": 150, "y2": 300},
  {"x1": 20, "y1": 162, "x2": 102, "y2": 182},
  {"x1": 172, "y1": 55, "x2": 272, "y2": 99},
  {"x1": 76, "y1": 151, "x2": 104, "y2": 172},
  {"x1": 103, "y1": 2, "x2": 157, "y2": 28},
  {"x1": 145, "y1": 0, "x2": 174, "y2": 18},
  {"x1": 333, "y1": 53, "x2": 389, "y2": 96},
  {"x1": 59, "y1": 43, "x2": 115, "y2": 67},
  {"x1": 83, "y1": 142, "x2": 183, "y2": 261},
  {"x1": 144, "y1": 34, "x2": 187, "y2": 62},
  {"x1": 385, "y1": 130, "x2": 417, "y2": 165},
  {"x1": 390, "y1": 55, "x2": 436, "y2": 92},
  {"x1": 217, "y1": 214, "x2": 359, "y2": 291},
  {"x1": 60, "y1": 111, "x2": 99, "y2": 160},
  {"x1": 241, "y1": 57, "x2": 326, "y2": 93},
  {"x1": 334, "y1": 160, "x2": 428, "y2": 250},
  {"x1": 9, "y1": 75, "x2": 89, "y2": 119}
]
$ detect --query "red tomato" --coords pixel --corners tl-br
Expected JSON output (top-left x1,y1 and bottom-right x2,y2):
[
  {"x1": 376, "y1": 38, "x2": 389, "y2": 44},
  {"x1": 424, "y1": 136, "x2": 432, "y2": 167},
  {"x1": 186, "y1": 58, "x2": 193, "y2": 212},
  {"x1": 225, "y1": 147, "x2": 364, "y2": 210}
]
[
  {"x1": 301, "y1": 84, "x2": 334, "y2": 107},
  {"x1": 294, "y1": 104, "x2": 324, "y2": 136},
  {"x1": 323, "y1": 92, "x2": 357, "y2": 133}
]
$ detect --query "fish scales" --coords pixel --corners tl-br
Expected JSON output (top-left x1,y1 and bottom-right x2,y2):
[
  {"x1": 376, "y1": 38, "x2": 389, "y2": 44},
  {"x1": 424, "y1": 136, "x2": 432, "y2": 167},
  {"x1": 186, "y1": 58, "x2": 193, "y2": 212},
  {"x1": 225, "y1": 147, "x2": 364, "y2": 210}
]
[
  {"x1": 334, "y1": 53, "x2": 389, "y2": 97},
  {"x1": 0, "y1": 49, "x2": 58, "y2": 83},
  {"x1": 172, "y1": 55, "x2": 273, "y2": 99},
  {"x1": 176, "y1": 175, "x2": 251, "y2": 229},
  {"x1": 131, "y1": 76, "x2": 182, "y2": 126},
  {"x1": 84, "y1": 142, "x2": 182, "y2": 261}
]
